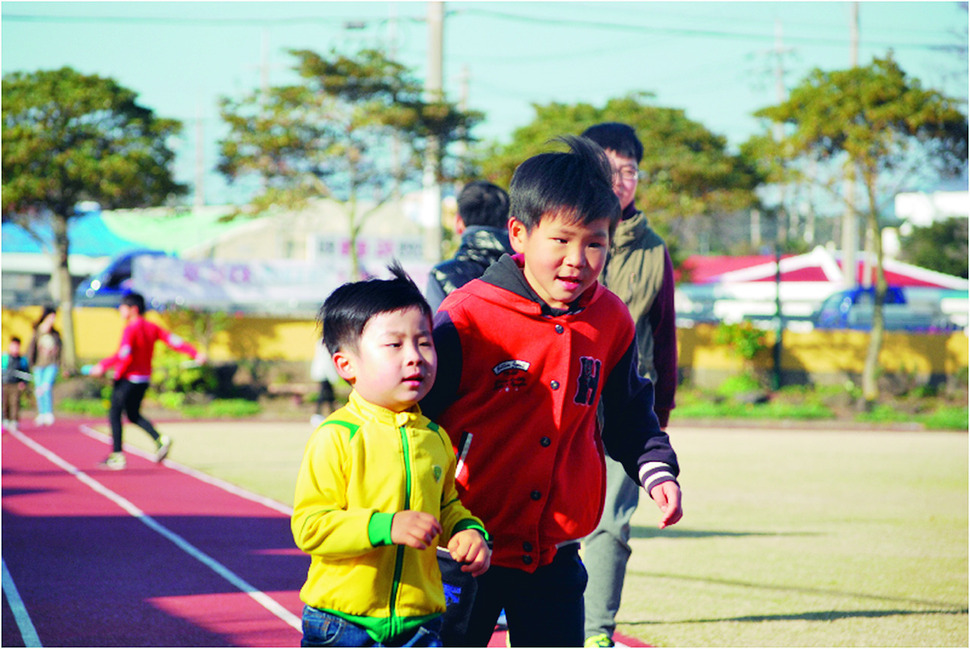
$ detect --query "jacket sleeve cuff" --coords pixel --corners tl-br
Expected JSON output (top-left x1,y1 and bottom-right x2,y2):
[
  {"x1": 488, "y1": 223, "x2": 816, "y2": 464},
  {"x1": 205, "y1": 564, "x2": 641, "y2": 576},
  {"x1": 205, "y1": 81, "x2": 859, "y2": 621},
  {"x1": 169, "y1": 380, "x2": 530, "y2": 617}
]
[
  {"x1": 368, "y1": 512, "x2": 395, "y2": 547},
  {"x1": 451, "y1": 519, "x2": 491, "y2": 547},
  {"x1": 639, "y1": 462, "x2": 678, "y2": 495}
]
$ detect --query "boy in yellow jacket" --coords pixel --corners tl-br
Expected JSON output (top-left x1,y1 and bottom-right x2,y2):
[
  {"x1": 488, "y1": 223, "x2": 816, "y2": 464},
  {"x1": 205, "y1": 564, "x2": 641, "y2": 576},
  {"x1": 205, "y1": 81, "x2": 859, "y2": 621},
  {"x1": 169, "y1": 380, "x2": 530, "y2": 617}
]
[{"x1": 292, "y1": 262, "x2": 491, "y2": 646}]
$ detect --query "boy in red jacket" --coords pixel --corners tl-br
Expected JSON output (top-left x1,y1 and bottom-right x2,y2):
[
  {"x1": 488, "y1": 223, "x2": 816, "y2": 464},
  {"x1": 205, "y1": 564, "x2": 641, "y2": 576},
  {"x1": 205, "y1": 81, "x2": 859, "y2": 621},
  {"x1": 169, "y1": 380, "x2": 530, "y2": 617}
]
[
  {"x1": 421, "y1": 136, "x2": 682, "y2": 646},
  {"x1": 90, "y1": 292, "x2": 205, "y2": 470}
]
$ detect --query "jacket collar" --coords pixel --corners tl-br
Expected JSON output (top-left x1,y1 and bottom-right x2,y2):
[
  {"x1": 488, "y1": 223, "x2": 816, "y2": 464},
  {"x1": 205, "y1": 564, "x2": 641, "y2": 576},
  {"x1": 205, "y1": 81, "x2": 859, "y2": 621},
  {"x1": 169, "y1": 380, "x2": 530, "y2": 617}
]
[
  {"x1": 348, "y1": 390, "x2": 427, "y2": 428},
  {"x1": 478, "y1": 253, "x2": 598, "y2": 317}
]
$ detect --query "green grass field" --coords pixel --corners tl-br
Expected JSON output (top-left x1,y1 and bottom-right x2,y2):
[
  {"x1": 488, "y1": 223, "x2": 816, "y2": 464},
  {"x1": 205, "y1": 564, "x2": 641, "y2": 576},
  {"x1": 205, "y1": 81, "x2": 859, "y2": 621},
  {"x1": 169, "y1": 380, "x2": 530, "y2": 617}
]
[{"x1": 104, "y1": 419, "x2": 968, "y2": 647}]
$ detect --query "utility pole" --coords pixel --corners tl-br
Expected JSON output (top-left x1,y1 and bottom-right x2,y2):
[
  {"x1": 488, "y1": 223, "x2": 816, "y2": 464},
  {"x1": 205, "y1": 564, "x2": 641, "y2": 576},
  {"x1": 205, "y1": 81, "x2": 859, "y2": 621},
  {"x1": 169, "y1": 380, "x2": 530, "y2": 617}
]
[
  {"x1": 422, "y1": 1, "x2": 444, "y2": 263},
  {"x1": 388, "y1": 5, "x2": 402, "y2": 200},
  {"x1": 770, "y1": 18, "x2": 790, "y2": 391},
  {"x1": 457, "y1": 64, "x2": 470, "y2": 180},
  {"x1": 195, "y1": 100, "x2": 205, "y2": 208},
  {"x1": 841, "y1": 2, "x2": 859, "y2": 288}
]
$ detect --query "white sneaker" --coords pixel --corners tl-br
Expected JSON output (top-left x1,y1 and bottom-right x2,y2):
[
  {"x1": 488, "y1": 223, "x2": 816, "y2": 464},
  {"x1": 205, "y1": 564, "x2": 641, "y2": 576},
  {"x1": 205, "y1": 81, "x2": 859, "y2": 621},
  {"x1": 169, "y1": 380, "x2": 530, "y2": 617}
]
[
  {"x1": 154, "y1": 435, "x2": 172, "y2": 462},
  {"x1": 99, "y1": 453, "x2": 126, "y2": 470}
]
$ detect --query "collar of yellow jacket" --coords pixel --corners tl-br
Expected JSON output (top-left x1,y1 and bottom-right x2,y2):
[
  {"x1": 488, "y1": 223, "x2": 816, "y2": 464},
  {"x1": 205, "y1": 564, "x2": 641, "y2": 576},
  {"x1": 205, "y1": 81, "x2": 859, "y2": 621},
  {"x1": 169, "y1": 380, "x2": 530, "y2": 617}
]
[{"x1": 347, "y1": 390, "x2": 430, "y2": 429}]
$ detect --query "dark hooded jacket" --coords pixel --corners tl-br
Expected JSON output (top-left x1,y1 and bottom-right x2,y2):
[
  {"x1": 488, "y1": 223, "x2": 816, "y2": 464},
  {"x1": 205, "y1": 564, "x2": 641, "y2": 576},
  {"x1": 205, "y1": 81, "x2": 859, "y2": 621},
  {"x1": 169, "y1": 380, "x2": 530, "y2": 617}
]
[{"x1": 425, "y1": 226, "x2": 513, "y2": 312}]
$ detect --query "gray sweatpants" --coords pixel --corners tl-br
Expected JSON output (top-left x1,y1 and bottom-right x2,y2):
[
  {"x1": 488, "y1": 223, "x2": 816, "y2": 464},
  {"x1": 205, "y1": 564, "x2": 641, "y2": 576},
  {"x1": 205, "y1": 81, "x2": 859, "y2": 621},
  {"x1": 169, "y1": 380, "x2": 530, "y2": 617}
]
[{"x1": 583, "y1": 454, "x2": 641, "y2": 639}]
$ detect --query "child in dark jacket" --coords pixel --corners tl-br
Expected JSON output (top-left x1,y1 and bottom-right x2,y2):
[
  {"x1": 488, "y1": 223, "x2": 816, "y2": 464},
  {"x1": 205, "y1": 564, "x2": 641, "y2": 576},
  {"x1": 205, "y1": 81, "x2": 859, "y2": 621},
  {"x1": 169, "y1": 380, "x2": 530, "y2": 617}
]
[
  {"x1": 421, "y1": 136, "x2": 682, "y2": 646},
  {"x1": 2, "y1": 336, "x2": 31, "y2": 432}
]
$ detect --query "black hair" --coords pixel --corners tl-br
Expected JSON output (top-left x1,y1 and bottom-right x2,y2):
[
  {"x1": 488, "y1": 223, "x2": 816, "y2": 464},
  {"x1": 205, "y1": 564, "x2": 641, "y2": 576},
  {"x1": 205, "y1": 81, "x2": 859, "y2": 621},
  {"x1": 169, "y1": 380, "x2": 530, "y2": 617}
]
[
  {"x1": 581, "y1": 122, "x2": 643, "y2": 163},
  {"x1": 508, "y1": 135, "x2": 621, "y2": 234},
  {"x1": 319, "y1": 261, "x2": 432, "y2": 356},
  {"x1": 33, "y1": 305, "x2": 57, "y2": 329},
  {"x1": 457, "y1": 181, "x2": 510, "y2": 229},
  {"x1": 120, "y1": 292, "x2": 146, "y2": 313},
  {"x1": 10, "y1": 336, "x2": 21, "y2": 345}
]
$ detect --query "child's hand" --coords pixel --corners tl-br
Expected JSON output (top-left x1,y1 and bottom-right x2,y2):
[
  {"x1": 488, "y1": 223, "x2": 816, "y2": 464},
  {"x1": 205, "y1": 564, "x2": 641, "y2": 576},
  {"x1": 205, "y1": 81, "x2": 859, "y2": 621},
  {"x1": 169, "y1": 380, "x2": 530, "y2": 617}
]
[
  {"x1": 649, "y1": 480, "x2": 683, "y2": 529},
  {"x1": 88, "y1": 363, "x2": 105, "y2": 378},
  {"x1": 391, "y1": 511, "x2": 442, "y2": 550},
  {"x1": 447, "y1": 530, "x2": 491, "y2": 577}
]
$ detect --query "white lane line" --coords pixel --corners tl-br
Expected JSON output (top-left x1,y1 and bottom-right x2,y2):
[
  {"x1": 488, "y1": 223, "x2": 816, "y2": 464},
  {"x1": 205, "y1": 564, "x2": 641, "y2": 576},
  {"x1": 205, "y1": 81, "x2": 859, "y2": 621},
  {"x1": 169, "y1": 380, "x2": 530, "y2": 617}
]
[
  {"x1": 6, "y1": 429, "x2": 302, "y2": 632},
  {"x1": 2, "y1": 557, "x2": 43, "y2": 647},
  {"x1": 78, "y1": 425, "x2": 294, "y2": 516}
]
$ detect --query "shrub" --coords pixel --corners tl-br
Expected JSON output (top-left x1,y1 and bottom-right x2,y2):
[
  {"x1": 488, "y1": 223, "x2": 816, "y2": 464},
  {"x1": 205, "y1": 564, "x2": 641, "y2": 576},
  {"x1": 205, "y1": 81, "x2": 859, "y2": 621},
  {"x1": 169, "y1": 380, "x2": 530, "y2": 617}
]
[{"x1": 713, "y1": 321, "x2": 770, "y2": 361}]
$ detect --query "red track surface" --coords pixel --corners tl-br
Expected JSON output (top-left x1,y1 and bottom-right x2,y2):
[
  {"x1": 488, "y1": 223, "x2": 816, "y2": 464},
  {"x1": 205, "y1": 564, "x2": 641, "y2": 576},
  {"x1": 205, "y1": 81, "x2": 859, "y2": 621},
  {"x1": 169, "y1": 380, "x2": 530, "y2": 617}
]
[
  {"x1": 3, "y1": 418, "x2": 649, "y2": 647},
  {"x1": 2, "y1": 418, "x2": 305, "y2": 647}
]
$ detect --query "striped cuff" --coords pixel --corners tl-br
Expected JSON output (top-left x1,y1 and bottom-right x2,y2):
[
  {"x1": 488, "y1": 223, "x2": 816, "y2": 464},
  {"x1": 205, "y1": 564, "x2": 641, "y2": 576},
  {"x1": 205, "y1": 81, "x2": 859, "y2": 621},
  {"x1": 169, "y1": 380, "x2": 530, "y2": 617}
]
[{"x1": 639, "y1": 461, "x2": 677, "y2": 495}]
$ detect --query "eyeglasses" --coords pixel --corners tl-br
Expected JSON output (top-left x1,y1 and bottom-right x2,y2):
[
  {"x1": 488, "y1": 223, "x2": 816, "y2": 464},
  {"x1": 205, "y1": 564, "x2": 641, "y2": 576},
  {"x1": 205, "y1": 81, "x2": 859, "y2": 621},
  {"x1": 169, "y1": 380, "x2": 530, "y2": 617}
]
[{"x1": 613, "y1": 166, "x2": 642, "y2": 182}]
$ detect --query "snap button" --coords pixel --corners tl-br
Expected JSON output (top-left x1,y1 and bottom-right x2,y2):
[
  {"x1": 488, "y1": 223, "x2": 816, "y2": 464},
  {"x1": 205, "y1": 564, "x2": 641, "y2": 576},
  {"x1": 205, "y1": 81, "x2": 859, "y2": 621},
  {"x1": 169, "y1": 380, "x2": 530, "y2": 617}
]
[
  {"x1": 555, "y1": 324, "x2": 564, "y2": 334},
  {"x1": 523, "y1": 542, "x2": 533, "y2": 552},
  {"x1": 522, "y1": 555, "x2": 533, "y2": 565},
  {"x1": 550, "y1": 380, "x2": 560, "y2": 390},
  {"x1": 530, "y1": 490, "x2": 541, "y2": 500},
  {"x1": 540, "y1": 436, "x2": 551, "y2": 447}
]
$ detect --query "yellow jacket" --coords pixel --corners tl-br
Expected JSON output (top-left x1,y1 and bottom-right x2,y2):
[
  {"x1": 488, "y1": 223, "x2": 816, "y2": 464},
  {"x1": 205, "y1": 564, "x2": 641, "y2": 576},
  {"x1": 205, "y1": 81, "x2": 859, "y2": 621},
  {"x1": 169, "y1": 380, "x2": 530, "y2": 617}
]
[{"x1": 292, "y1": 390, "x2": 486, "y2": 641}]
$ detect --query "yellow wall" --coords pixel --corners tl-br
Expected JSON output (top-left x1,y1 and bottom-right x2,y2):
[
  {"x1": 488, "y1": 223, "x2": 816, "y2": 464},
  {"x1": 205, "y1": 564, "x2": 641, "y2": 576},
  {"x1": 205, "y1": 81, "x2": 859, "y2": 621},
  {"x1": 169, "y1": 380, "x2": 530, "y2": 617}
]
[
  {"x1": 3, "y1": 306, "x2": 967, "y2": 382},
  {"x1": 678, "y1": 322, "x2": 968, "y2": 385},
  {"x1": 1, "y1": 306, "x2": 318, "y2": 363}
]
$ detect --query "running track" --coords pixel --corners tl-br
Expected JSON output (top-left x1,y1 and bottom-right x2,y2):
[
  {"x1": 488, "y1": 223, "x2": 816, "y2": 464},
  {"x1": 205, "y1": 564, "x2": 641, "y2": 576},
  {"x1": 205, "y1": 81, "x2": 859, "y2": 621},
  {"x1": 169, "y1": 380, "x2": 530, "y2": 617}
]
[{"x1": 3, "y1": 418, "x2": 648, "y2": 647}]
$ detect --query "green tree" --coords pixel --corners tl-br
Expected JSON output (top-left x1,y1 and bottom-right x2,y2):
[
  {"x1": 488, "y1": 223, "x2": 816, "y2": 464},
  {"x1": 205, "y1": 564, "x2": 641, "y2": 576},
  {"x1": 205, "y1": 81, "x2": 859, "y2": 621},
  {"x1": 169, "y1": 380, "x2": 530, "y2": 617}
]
[
  {"x1": 2, "y1": 67, "x2": 186, "y2": 370},
  {"x1": 218, "y1": 48, "x2": 481, "y2": 278},
  {"x1": 753, "y1": 55, "x2": 967, "y2": 407},
  {"x1": 476, "y1": 93, "x2": 762, "y2": 258},
  {"x1": 900, "y1": 218, "x2": 969, "y2": 279}
]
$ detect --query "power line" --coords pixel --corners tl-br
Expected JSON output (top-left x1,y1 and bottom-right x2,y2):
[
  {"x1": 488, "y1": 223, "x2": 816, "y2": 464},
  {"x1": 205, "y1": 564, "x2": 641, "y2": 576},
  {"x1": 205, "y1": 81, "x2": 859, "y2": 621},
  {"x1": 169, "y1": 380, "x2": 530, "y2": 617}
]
[
  {"x1": 4, "y1": 9, "x2": 958, "y2": 52},
  {"x1": 454, "y1": 7, "x2": 960, "y2": 52},
  {"x1": 1, "y1": 12, "x2": 423, "y2": 27}
]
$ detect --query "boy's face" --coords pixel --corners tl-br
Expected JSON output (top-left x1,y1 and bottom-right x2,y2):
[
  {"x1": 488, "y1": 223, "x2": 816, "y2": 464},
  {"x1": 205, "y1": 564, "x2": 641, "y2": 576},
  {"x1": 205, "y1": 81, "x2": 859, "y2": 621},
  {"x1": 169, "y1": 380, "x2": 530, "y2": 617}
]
[
  {"x1": 509, "y1": 212, "x2": 611, "y2": 310},
  {"x1": 333, "y1": 305, "x2": 437, "y2": 412},
  {"x1": 605, "y1": 149, "x2": 639, "y2": 211},
  {"x1": 8, "y1": 341, "x2": 20, "y2": 355}
]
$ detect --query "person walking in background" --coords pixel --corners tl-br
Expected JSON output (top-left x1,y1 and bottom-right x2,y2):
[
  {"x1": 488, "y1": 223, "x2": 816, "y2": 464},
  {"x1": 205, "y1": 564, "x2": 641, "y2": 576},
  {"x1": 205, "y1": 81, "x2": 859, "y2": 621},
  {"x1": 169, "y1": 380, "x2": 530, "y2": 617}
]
[
  {"x1": 309, "y1": 336, "x2": 339, "y2": 427},
  {"x1": 580, "y1": 122, "x2": 679, "y2": 648},
  {"x1": 89, "y1": 292, "x2": 206, "y2": 470},
  {"x1": 421, "y1": 136, "x2": 681, "y2": 646},
  {"x1": 27, "y1": 305, "x2": 62, "y2": 426},
  {"x1": 292, "y1": 263, "x2": 490, "y2": 646},
  {"x1": 425, "y1": 180, "x2": 513, "y2": 312},
  {"x1": 2, "y1": 336, "x2": 31, "y2": 432}
]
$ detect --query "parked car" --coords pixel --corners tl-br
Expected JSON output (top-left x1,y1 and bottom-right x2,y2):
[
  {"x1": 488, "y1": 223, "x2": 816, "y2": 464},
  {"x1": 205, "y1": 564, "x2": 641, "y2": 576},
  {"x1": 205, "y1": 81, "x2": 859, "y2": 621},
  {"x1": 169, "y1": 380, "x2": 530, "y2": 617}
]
[
  {"x1": 813, "y1": 286, "x2": 959, "y2": 332},
  {"x1": 74, "y1": 249, "x2": 169, "y2": 308}
]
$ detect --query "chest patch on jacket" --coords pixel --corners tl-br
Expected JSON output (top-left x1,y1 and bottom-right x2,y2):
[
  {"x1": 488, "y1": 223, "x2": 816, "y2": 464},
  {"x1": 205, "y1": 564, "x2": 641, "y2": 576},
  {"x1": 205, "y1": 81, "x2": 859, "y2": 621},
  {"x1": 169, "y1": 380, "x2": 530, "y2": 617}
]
[
  {"x1": 574, "y1": 356, "x2": 601, "y2": 406},
  {"x1": 492, "y1": 359, "x2": 529, "y2": 392}
]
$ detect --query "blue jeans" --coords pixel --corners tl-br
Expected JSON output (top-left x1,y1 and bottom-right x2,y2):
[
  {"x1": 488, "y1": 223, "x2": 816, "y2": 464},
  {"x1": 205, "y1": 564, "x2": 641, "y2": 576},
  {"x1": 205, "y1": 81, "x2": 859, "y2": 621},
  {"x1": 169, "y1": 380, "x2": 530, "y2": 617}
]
[
  {"x1": 301, "y1": 606, "x2": 443, "y2": 647},
  {"x1": 32, "y1": 364, "x2": 58, "y2": 415}
]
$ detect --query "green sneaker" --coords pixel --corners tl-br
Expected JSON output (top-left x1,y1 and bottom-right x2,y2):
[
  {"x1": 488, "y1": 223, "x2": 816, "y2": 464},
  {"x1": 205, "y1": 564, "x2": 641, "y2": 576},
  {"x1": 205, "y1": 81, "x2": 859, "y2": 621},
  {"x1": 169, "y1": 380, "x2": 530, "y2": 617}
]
[
  {"x1": 154, "y1": 435, "x2": 172, "y2": 462},
  {"x1": 98, "y1": 452, "x2": 126, "y2": 471},
  {"x1": 585, "y1": 634, "x2": 614, "y2": 648}
]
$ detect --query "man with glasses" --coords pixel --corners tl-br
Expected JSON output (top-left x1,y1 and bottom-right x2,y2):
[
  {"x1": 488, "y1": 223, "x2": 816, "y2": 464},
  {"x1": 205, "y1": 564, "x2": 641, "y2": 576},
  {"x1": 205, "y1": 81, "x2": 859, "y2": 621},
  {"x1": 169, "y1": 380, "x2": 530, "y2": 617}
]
[{"x1": 580, "y1": 122, "x2": 679, "y2": 648}]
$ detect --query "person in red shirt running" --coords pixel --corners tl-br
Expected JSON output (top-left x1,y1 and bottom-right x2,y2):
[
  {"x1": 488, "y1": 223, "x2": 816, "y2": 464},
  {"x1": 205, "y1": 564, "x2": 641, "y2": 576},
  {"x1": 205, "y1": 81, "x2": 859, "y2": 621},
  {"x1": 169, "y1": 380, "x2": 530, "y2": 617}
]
[{"x1": 90, "y1": 292, "x2": 206, "y2": 470}]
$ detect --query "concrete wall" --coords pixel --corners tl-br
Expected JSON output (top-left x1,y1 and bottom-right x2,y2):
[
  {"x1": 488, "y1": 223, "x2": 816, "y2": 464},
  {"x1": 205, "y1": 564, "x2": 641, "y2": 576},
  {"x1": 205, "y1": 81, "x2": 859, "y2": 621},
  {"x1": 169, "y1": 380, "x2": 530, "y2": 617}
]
[{"x1": 3, "y1": 306, "x2": 967, "y2": 388}]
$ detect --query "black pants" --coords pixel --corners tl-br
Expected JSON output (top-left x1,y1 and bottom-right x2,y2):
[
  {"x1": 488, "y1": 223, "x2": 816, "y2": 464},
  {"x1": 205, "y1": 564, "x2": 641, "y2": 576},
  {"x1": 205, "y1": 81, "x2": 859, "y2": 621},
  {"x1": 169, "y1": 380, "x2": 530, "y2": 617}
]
[
  {"x1": 444, "y1": 543, "x2": 587, "y2": 647},
  {"x1": 109, "y1": 380, "x2": 160, "y2": 453}
]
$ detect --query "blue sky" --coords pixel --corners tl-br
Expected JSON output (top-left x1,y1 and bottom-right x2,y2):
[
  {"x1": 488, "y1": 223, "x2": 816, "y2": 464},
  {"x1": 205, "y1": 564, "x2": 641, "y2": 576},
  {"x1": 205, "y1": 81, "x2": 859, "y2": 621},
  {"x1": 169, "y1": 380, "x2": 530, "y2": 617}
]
[{"x1": 3, "y1": 1, "x2": 967, "y2": 205}]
